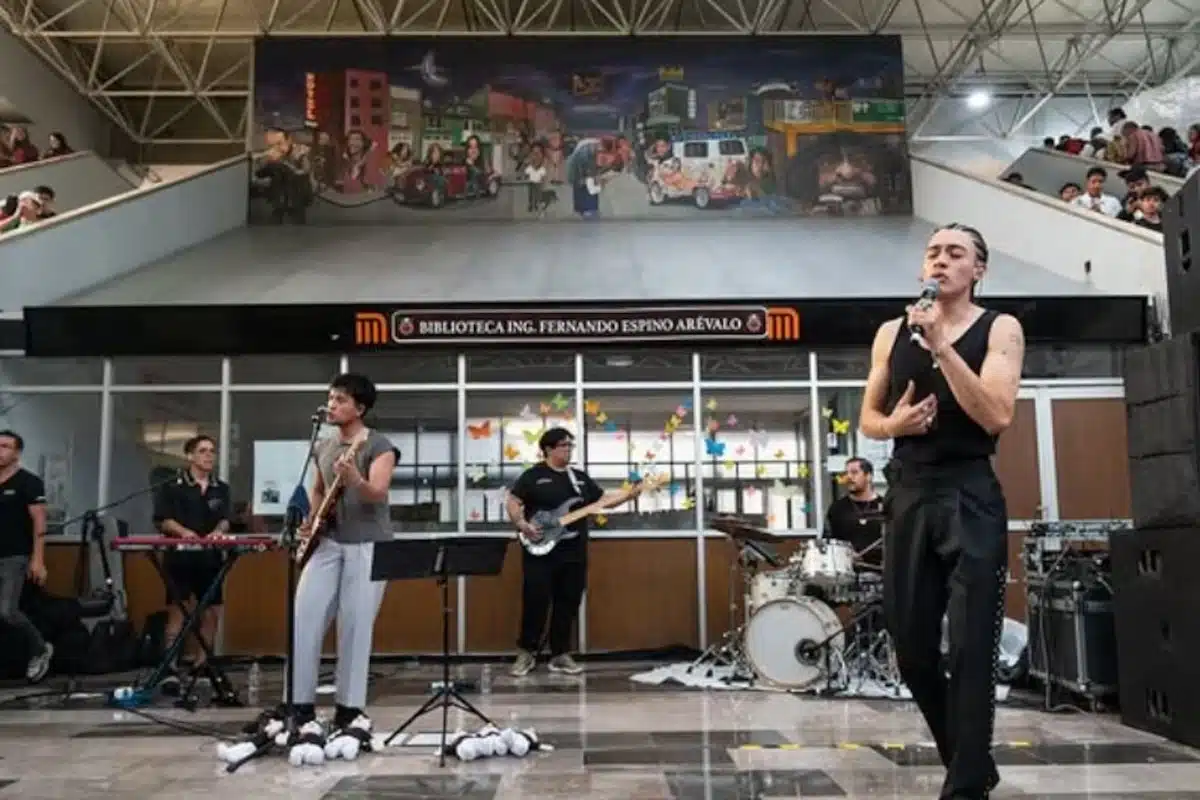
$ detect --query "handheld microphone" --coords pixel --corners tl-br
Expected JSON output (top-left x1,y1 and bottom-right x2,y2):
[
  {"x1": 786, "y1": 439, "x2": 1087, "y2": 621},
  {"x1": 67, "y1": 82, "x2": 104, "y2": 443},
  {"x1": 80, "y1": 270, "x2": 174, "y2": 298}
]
[
  {"x1": 311, "y1": 407, "x2": 329, "y2": 423},
  {"x1": 909, "y1": 279, "x2": 940, "y2": 342}
]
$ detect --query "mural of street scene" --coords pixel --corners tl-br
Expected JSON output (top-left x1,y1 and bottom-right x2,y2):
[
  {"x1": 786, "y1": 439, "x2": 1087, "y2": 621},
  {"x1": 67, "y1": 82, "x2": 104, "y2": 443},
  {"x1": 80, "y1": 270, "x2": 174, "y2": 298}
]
[{"x1": 249, "y1": 37, "x2": 910, "y2": 225}]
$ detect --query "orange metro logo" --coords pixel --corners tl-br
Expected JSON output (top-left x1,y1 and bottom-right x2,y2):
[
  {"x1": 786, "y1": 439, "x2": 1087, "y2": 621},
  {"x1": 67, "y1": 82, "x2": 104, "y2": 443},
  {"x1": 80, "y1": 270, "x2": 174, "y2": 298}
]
[
  {"x1": 354, "y1": 311, "x2": 389, "y2": 345},
  {"x1": 765, "y1": 307, "x2": 800, "y2": 341}
]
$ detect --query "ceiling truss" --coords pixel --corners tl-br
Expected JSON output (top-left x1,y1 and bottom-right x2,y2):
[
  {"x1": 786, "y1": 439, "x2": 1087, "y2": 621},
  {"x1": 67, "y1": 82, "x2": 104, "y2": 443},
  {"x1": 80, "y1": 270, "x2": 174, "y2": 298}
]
[{"x1": 0, "y1": 0, "x2": 1195, "y2": 148}]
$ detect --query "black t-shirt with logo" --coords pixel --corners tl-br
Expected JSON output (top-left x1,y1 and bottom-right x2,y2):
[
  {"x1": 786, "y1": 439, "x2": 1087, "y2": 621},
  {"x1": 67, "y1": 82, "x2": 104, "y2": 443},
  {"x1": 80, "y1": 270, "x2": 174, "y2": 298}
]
[
  {"x1": 153, "y1": 472, "x2": 231, "y2": 565},
  {"x1": 0, "y1": 468, "x2": 47, "y2": 558},
  {"x1": 509, "y1": 463, "x2": 604, "y2": 545},
  {"x1": 824, "y1": 494, "x2": 886, "y2": 569}
]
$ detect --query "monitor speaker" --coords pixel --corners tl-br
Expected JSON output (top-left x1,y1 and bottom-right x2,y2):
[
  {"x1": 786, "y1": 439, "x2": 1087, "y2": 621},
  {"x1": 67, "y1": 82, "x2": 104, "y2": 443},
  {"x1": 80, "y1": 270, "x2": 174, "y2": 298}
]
[
  {"x1": 1164, "y1": 170, "x2": 1199, "y2": 335},
  {"x1": 1110, "y1": 527, "x2": 1200, "y2": 748},
  {"x1": 1123, "y1": 333, "x2": 1200, "y2": 528}
]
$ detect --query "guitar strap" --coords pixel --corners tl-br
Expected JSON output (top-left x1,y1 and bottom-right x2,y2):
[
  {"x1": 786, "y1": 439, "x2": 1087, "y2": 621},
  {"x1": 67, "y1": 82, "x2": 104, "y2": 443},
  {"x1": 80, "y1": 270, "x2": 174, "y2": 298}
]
[{"x1": 565, "y1": 467, "x2": 584, "y2": 497}]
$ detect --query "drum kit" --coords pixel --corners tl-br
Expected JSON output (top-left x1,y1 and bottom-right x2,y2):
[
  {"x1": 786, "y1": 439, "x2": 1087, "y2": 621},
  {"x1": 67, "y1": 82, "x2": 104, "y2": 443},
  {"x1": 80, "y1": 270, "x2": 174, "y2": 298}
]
[{"x1": 690, "y1": 515, "x2": 903, "y2": 696}]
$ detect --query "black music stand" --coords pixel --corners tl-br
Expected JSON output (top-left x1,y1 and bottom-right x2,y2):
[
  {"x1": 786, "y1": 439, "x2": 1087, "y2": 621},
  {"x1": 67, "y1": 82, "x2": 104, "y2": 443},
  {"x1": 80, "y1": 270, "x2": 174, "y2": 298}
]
[{"x1": 378, "y1": 537, "x2": 508, "y2": 766}]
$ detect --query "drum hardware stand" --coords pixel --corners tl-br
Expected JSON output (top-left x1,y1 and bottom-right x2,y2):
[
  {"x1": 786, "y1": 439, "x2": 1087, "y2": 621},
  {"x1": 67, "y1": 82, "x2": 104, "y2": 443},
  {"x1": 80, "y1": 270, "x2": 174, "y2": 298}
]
[{"x1": 687, "y1": 538, "x2": 777, "y2": 683}]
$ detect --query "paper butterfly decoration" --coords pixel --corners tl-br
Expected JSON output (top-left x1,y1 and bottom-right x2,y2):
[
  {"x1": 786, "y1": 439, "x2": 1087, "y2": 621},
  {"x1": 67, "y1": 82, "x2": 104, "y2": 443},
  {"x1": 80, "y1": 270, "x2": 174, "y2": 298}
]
[
  {"x1": 518, "y1": 404, "x2": 536, "y2": 419},
  {"x1": 503, "y1": 444, "x2": 521, "y2": 461},
  {"x1": 523, "y1": 429, "x2": 542, "y2": 445},
  {"x1": 725, "y1": 414, "x2": 738, "y2": 426},
  {"x1": 797, "y1": 464, "x2": 811, "y2": 479},
  {"x1": 681, "y1": 497, "x2": 695, "y2": 510},
  {"x1": 467, "y1": 466, "x2": 487, "y2": 484},
  {"x1": 735, "y1": 445, "x2": 746, "y2": 457},
  {"x1": 595, "y1": 514, "x2": 608, "y2": 526},
  {"x1": 773, "y1": 449, "x2": 785, "y2": 460},
  {"x1": 468, "y1": 509, "x2": 481, "y2": 521},
  {"x1": 821, "y1": 407, "x2": 834, "y2": 419},
  {"x1": 705, "y1": 398, "x2": 719, "y2": 411},
  {"x1": 466, "y1": 420, "x2": 493, "y2": 440},
  {"x1": 831, "y1": 418, "x2": 851, "y2": 435},
  {"x1": 539, "y1": 403, "x2": 551, "y2": 415},
  {"x1": 749, "y1": 428, "x2": 769, "y2": 449},
  {"x1": 551, "y1": 393, "x2": 570, "y2": 411},
  {"x1": 755, "y1": 465, "x2": 767, "y2": 478},
  {"x1": 705, "y1": 437, "x2": 726, "y2": 457},
  {"x1": 772, "y1": 480, "x2": 802, "y2": 499},
  {"x1": 585, "y1": 400, "x2": 600, "y2": 415},
  {"x1": 706, "y1": 417, "x2": 720, "y2": 433}
]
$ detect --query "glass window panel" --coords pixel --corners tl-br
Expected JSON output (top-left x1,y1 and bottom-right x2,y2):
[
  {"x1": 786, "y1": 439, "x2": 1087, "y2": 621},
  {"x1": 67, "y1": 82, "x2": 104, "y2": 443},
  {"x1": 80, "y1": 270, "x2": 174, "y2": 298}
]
[
  {"x1": 112, "y1": 357, "x2": 222, "y2": 385},
  {"x1": 464, "y1": 389, "x2": 577, "y2": 531},
  {"x1": 582, "y1": 390, "x2": 697, "y2": 531},
  {"x1": 348, "y1": 352, "x2": 457, "y2": 383},
  {"x1": 700, "y1": 348, "x2": 810, "y2": 380},
  {"x1": 0, "y1": 356, "x2": 104, "y2": 385},
  {"x1": 230, "y1": 390, "x2": 458, "y2": 534},
  {"x1": 816, "y1": 348, "x2": 870, "y2": 381},
  {"x1": 1, "y1": 392, "x2": 102, "y2": 531},
  {"x1": 467, "y1": 350, "x2": 574, "y2": 383},
  {"x1": 814, "y1": 386, "x2": 890, "y2": 525},
  {"x1": 231, "y1": 355, "x2": 343, "y2": 385},
  {"x1": 110, "y1": 391, "x2": 222, "y2": 532},
  {"x1": 582, "y1": 349, "x2": 693, "y2": 382},
  {"x1": 696, "y1": 389, "x2": 815, "y2": 531},
  {"x1": 1023, "y1": 345, "x2": 1123, "y2": 378}
]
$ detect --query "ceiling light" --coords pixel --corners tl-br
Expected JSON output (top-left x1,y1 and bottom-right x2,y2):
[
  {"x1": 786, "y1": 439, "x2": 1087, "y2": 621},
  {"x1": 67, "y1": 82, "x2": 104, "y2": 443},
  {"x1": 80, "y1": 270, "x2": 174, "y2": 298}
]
[{"x1": 966, "y1": 90, "x2": 992, "y2": 110}]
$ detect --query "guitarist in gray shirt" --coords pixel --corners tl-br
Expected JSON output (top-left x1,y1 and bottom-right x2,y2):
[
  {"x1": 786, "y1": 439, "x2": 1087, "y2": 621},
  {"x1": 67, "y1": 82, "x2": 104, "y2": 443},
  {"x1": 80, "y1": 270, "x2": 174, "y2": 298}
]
[{"x1": 506, "y1": 428, "x2": 603, "y2": 677}]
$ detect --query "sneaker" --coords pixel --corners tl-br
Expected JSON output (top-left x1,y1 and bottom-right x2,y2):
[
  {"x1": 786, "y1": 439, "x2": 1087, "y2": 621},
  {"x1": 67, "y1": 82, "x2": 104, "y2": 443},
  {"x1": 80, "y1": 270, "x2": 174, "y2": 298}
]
[
  {"x1": 159, "y1": 667, "x2": 182, "y2": 695},
  {"x1": 25, "y1": 642, "x2": 54, "y2": 683},
  {"x1": 547, "y1": 654, "x2": 583, "y2": 675},
  {"x1": 510, "y1": 650, "x2": 536, "y2": 677}
]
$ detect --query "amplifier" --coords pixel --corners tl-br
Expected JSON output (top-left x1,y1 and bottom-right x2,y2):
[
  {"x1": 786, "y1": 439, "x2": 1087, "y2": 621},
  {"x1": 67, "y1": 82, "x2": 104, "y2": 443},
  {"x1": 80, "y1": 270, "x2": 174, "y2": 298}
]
[{"x1": 1027, "y1": 576, "x2": 1118, "y2": 700}]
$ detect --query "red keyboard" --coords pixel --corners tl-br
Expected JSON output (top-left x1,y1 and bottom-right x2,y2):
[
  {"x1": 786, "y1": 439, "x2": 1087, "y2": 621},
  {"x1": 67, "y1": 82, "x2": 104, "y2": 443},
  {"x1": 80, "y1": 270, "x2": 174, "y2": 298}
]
[{"x1": 111, "y1": 535, "x2": 281, "y2": 553}]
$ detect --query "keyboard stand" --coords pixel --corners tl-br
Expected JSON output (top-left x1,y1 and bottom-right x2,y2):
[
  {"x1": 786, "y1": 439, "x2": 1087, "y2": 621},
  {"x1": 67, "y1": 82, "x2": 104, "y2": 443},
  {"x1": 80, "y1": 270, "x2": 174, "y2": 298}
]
[{"x1": 136, "y1": 551, "x2": 243, "y2": 708}]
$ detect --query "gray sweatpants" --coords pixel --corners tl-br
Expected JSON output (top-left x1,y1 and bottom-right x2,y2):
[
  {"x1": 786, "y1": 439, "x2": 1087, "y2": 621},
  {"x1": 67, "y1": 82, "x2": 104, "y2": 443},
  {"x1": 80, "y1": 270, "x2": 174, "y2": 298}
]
[
  {"x1": 287, "y1": 538, "x2": 386, "y2": 709},
  {"x1": 0, "y1": 555, "x2": 45, "y2": 655}
]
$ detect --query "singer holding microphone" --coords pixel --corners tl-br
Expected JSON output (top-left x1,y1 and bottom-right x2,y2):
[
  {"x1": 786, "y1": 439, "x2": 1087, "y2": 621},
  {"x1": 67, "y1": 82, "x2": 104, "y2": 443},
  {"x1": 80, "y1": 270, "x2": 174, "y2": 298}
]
[{"x1": 858, "y1": 224, "x2": 1025, "y2": 800}]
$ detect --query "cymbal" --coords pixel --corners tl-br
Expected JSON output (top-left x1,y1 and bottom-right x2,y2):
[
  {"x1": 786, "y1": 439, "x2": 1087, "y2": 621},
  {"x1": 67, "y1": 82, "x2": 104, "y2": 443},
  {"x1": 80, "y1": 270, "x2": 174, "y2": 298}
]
[{"x1": 708, "y1": 515, "x2": 784, "y2": 543}]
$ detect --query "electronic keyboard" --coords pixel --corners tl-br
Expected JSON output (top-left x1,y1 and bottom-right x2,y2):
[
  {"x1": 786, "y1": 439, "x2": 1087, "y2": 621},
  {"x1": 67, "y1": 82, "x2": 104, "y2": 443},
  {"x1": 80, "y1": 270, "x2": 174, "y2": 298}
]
[{"x1": 110, "y1": 535, "x2": 281, "y2": 553}]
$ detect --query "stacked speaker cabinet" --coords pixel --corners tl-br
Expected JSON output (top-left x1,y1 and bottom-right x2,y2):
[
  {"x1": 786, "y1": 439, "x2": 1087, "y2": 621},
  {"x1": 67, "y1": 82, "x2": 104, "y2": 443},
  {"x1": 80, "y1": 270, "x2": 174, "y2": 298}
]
[{"x1": 1120, "y1": 211, "x2": 1200, "y2": 746}]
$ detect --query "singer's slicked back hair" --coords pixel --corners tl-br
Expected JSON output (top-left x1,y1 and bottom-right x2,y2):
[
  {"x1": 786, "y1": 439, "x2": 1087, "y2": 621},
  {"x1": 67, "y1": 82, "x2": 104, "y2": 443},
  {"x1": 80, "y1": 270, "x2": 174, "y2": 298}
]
[{"x1": 937, "y1": 222, "x2": 989, "y2": 265}]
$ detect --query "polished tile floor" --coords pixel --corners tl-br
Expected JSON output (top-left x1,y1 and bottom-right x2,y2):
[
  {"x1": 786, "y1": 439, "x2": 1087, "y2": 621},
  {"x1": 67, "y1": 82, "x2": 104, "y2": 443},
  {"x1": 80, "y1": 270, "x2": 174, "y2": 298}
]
[{"x1": 0, "y1": 661, "x2": 1197, "y2": 799}]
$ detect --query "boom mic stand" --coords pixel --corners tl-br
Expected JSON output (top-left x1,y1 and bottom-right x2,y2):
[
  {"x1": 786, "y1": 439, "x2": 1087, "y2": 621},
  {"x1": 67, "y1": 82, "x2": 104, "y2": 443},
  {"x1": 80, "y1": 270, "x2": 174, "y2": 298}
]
[{"x1": 227, "y1": 408, "x2": 325, "y2": 774}]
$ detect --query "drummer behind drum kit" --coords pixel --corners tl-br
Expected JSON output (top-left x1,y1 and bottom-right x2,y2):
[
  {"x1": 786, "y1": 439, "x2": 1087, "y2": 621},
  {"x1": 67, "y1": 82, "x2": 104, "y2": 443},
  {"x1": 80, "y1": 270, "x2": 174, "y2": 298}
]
[{"x1": 693, "y1": 515, "x2": 903, "y2": 696}]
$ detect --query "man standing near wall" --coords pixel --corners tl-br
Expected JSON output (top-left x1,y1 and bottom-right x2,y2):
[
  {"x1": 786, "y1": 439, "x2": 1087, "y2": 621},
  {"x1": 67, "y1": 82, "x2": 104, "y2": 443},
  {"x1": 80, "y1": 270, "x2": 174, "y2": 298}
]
[{"x1": 0, "y1": 429, "x2": 55, "y2": 682}]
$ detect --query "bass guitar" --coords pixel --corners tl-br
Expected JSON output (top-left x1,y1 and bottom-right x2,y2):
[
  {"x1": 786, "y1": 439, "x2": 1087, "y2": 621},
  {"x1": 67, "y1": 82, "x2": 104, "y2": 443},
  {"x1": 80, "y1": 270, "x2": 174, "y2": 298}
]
[
  {"x1": 295, "y1": 428, "x2": 370, "y2": 568},
  {"x1": 518, "y1": 473, "x2": 667, "y2": 557}
]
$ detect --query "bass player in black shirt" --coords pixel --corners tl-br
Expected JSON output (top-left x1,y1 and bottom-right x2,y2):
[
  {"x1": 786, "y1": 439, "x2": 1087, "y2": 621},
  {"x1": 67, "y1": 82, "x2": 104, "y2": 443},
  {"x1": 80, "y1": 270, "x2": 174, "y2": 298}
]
[{"x1": 859, "y1": 224, "x2": 1024, "y2": 800}]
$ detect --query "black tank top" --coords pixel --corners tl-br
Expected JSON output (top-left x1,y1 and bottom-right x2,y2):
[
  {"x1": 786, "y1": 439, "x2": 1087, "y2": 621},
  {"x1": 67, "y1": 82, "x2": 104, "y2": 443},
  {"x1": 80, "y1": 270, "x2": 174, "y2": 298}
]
[{"x1": 885, "y1": 309, "x2": 999, "y2": 465}]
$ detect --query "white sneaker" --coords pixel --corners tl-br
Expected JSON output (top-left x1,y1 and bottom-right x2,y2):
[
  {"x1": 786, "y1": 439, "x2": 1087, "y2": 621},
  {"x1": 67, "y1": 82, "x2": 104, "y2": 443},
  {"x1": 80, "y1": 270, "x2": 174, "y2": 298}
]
[
  {"x1": 510, "y1": 650, "x2": 536, "y2": 677},
  {"x1": 26, "y1": 642, "x2": 54, "y2": 683},
  {"x1": 548, "y1": 654, "x2": 583, "y2": 675}
]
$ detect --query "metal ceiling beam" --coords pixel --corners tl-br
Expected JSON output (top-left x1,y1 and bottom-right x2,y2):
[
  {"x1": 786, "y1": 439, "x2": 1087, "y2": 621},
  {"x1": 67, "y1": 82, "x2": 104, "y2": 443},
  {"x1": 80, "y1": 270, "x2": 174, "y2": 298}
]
[{"x1": 0, "y1": 0, "x2": 1190, "y2": 147}]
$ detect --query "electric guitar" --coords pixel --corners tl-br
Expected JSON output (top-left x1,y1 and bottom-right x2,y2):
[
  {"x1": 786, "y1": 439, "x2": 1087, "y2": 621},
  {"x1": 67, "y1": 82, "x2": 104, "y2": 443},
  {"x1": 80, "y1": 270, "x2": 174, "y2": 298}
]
[
  {"x1": 295, "y1": 428, "x2": 370, "y2": 569},
  {"x1": 518, "y1": 473, "x2": 668, "y2": 557}
]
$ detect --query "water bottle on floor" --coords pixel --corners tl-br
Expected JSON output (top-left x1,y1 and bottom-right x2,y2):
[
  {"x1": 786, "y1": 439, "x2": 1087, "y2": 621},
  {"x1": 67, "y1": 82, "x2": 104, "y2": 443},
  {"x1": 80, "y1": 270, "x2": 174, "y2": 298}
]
[{"x1": 248, "y1": 661, "x2": 261, "y2": 705}]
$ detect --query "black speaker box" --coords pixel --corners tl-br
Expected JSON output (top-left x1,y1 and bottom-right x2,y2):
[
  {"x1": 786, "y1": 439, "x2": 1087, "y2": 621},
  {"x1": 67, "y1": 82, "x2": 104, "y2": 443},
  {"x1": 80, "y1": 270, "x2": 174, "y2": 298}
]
[
  {"x1": 1164, "y1": 169, "x2": 1199, "y2": 335},
  {"x1": 1110, "y1": 527, "x2": 1200, "y2": 747},
  {"x1": 1124, "y1": 334, "x2": 1200, "y2": 528}
]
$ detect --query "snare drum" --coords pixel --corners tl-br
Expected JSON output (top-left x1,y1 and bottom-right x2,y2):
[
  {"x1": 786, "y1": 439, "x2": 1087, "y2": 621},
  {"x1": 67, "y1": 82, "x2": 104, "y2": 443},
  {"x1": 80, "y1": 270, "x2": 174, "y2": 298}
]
[
  {"x1": 750, "y1": 568, "x2": 800, "y2": 611},
  {"x1": 797, "y1": 539, "x2": 856, "y2": 586}
]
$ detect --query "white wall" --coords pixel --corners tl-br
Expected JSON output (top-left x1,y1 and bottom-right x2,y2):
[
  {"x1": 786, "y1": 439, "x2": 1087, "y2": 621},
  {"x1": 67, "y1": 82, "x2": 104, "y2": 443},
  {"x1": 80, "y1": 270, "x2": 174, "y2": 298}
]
[
  {"x1": 0, "y1": 156, "x2": 249, "y2": 309},
  {"x1": 912, "y1": 154, "x2": 1167, "y2": 313},
  {"x1": 0, "y1": 152, "x2": 136, "y2": 213},
  {"x1": 0, "y1": 28, "x2": 111, "y2": 154}
]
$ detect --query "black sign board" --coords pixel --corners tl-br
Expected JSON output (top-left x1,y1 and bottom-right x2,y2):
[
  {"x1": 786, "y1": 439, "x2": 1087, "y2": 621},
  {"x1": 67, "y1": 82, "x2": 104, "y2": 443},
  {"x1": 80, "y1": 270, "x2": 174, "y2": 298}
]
[{"x1": 21, "y1": 296, "x2": 1148, "y2": 357}]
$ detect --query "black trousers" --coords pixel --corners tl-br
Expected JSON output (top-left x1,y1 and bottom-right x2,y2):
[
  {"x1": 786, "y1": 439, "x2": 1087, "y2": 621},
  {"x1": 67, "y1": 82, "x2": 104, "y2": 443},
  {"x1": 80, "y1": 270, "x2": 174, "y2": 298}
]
[
  {"x1": 517, "y1": 537, "x2": 587, "y2": 656},
  {"x1": 883, "y1": 459, "x2": 1007, "y2": 799}
]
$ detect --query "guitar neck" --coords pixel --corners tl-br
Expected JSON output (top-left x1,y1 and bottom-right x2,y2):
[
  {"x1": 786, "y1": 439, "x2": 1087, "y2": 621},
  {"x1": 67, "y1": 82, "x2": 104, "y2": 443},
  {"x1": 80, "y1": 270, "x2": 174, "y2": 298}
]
[{"x1": 560, "y1": 486, "x2": 642, "y2": 525}]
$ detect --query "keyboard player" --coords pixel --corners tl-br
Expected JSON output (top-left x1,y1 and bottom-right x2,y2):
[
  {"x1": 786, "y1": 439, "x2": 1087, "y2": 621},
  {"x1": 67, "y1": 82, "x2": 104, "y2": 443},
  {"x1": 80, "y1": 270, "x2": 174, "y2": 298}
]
[{"x1": 152, "y1": 435, "x2": 232, "y2": 690}]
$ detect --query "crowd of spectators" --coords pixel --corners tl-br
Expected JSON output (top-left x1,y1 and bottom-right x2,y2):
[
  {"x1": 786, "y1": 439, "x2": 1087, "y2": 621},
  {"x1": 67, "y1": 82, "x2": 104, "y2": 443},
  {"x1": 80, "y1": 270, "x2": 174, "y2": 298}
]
[
  {"x1": 1002, "y1": 108, "x2": 1198, "y2": 234},
  {"x1": 0, "y1": 126, "x2": 73, "y2": 170}
]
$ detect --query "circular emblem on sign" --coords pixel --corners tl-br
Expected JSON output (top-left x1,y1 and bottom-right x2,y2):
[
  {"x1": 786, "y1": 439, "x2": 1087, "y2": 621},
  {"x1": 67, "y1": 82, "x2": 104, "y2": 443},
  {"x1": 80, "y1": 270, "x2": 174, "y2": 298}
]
[
  {"x1": 398, "y1": 317, "x2": 415, "y2": 337},
  {"x1": 746, "y1": 313, "x2": 762, "y2": 333}
]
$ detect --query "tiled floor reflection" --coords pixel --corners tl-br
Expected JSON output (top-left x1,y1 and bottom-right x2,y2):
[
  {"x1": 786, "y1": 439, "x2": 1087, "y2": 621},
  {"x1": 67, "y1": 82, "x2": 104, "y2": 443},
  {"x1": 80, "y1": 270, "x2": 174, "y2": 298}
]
[{"x1": 2, "y1": 661, "x2": 1200, "y2": 798}]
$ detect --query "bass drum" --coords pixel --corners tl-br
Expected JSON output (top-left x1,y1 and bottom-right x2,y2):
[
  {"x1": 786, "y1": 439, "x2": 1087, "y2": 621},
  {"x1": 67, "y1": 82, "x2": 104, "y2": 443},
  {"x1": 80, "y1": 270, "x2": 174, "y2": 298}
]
[{"x1": 743, "y1": 597, "x2": 845, "y2": 689}]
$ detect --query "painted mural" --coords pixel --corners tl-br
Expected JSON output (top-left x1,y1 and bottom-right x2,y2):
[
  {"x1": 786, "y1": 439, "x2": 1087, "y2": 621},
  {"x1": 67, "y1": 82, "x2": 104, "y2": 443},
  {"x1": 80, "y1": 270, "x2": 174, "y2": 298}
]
[{"x1": 250, "y1": 37, "x2": 910, "y2": 224}]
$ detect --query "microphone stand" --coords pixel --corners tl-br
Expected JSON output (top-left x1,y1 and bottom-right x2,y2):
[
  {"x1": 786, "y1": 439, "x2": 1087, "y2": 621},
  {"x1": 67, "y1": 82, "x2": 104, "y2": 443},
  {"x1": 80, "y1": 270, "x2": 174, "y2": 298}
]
[{"x1": 227, "y1": 409, "x2": 325, "y2": 773}]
